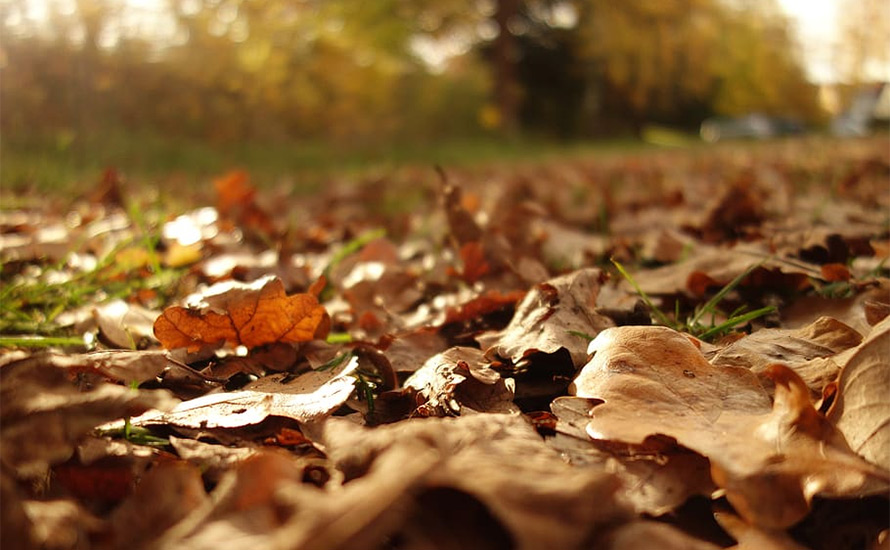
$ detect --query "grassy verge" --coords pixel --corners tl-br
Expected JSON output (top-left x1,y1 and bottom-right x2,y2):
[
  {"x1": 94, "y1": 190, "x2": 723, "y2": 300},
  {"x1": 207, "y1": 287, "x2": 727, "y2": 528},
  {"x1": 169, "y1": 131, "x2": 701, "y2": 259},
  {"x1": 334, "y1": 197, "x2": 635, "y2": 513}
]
[{"x1": 1, "y1": 130, "x2": 669, "y2": 196}]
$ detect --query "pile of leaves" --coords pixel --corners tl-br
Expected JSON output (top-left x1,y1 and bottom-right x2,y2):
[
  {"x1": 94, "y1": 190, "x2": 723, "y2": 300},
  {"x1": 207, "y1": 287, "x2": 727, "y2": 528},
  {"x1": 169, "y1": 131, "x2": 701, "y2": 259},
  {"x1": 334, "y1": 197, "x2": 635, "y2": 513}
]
[{"x1": 2, "y1": 138, "x2": 889, "y2": 550}]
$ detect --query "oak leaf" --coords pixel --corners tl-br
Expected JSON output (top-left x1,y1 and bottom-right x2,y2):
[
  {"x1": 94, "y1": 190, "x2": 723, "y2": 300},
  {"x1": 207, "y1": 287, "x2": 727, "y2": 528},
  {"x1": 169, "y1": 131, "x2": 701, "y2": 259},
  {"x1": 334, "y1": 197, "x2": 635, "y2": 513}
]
[
  {"x1": 708, "y1": 316, "x2": 863, "y2": 398},
  {"x1": 479, "y1": 268, "x2": 614, "y2": 367},
  {"x1": 572, "y1": 325, "x2": 889, "y2": 528},
  {"x1": 827, "y1": 316, "x2": 890, "y2": 470},
  {"x1": 153, "y1": 276, "x2": 330, "y2": 352},
  {"x1": 404, "y1": 347, "x2": 519, "y2": 416}
]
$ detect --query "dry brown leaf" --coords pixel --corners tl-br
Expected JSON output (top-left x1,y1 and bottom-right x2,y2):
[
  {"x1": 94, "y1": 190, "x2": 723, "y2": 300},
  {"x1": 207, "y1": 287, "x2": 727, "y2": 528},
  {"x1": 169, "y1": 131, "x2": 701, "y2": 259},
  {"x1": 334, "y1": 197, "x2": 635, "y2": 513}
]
[
  {"x1": 573, "y1": 325, "x2": 890, "y2": 528},
  {"x1": 5, "y1": 350, "x2": 173, "y2": 385},
  {"x1": 442, "y1": 288, "x2": 526, "y2": 326},
  {"x1": 404, "y1": 346, "x2": 519, "y2": 416},
  {"x1": 459, "y1": 241, "x2": 491, "y2": 283},
  {"x1": 827, "y1": 316, "x2": 890, "y2": 470},
  {"x1": 341, "y1": 264, "x2": 422, "y2": 316},
  {"x1": 169, "y1": 436, "x2": 259, "y2": 481},
  {"x1": 153, "y1": 275, "x2": 330, "y2": 352},
  {"x1": 0, "y1": 358, "x2": 178, "y2": 478},
  {"x1": 266, "y1": 442, "x2": 442, "y2": 550},
  {"x1": 155, "y1": 450, "x2": 310, "y2": 549},
  {"x1": 22, "y1": 499, "x2": 104, "y2": 550},
  {"x1": 318, "y1": 413, "x2": 628, "y2": 550},
  {"x1": 439, "y1": 172, "x2": 483, "y2": 246},
  {"x1": 107, "y1": 461, "x2": 209, "y2": 549},
  {"x1": 549, "y1": 396, "x2": 716, "y2": 516},
  {"x1": 631, "y1": 243, "x2": 820, "y2": 297},
  {"x1": 571, "y1": 326, "x2": 773, "y2": 423},
  {"x1": 821, "y1": 262, "x2": 852, "y2": 282},
  {"x1": 479, "y1": 268, "x2": 614, "y2": 367},
  {"x1": 381, "y1": 328, "x2": 447, "y2": 374},
  {"x1": 1, "y1": 471, "x2": 35, "y2": 550},
  {"x1": 596, "y1": 520, "x2": 722, "y2": 550},
  {"x1": 708, "y1": 316, "x2": 863, "y2": 398},
  {"x1": 714, "y1": 510, "x2": 809, "y2": 550},
  {"x1": 92, "y1": 299, "x2": 160, "y2": 349},
  {"x1": 697, "y1": 175, "x2": 765, "y2": 242},
  {"x1": 131, "y1": 356, "x2": 357, "y2": 429},
  {"x1": 781, "y1": 280, "x2": 890, "y2": 335},
  {"x1": 213, "y1": 170, "x2": 278, "y2": 238}
]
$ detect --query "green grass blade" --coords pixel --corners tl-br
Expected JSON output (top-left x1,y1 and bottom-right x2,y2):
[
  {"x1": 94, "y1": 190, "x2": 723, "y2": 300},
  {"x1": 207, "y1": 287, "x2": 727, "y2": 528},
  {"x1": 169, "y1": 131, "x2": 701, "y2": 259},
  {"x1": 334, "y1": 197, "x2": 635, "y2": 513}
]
[
  {"x1": 319, "y1": 228, "x2": 386, "y2": 301},
  {"x1": 0, "y1": 335, "x2": 86, "y2": 348},
  {"x1": 696, "y1": 306, "x2": 776, "y2": 341},
  {"x1": 689, "y1": 260, "x2": 766, "y2": 327},
  {"x1": 612, "y1": 258, "x2": 675, "y2": 328},
  {"x1": 568, "y1": 330, "x2": 595, "y2": 342}
]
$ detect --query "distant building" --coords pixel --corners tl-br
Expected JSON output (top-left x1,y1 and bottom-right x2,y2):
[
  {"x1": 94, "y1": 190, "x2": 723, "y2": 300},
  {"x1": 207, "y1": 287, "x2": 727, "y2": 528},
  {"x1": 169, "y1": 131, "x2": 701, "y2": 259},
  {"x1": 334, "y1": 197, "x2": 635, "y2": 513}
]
[{"x1": 831, "y1": 82, "x2": 890, "y2": 136}]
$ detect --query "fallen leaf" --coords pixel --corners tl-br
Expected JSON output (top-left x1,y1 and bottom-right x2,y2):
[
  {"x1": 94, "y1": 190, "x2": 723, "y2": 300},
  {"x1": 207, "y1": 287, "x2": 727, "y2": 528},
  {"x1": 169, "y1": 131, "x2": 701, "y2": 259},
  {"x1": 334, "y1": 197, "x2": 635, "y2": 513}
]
[
  {"x1": 821, "y1": 263, "x2": 852, "y2": 282},
  {"x1": 549, "y1": 395, "x2": 716, "y2": 516},
  {"x1": 54, "y1": 461, "x2": 137, "y2": 503},
  {"x1": 479, "y1": 268, "x2": 614, "y2": 367},
  {"x1": 780, "y1": 280, "x2": 890, "y2": 335},
  {"x1": 93, "y1": 299, "x2": 160, "y2": 349},
  {"x1": 380, "y1": 328, "x2": 447, "y2": 374},
  {"x1": 131, "y1": 356, "x2": 357, "y2": 429},
  {"x1": 439, "y1": 171, "x2": 482, "y2": 246},
  {"x1": 827, "y1": 316, "x2": 890, "y2": 470},
  {"x1": 630, "y1": 243, "x2": 819, "y2": 297},
  {"x1": 107, "y1": 461, "x2": 209, "y2": 549},
  {"x1": 153, "y1": 275, "x2": 330, "y2": 352},
  {"x1": 442, "y1": 289, "x2": 526, "y2": 327},
  {"x1": 573, "y1": 325, "x2": 890, "y2": 528},
  {"x1": 7, "y1": 349, "x2": 174, "y2": 385},
  {"x1": 0, "y1": 358, "x2": 178, "y2": 478},
  {"x1": 596, "y1": 520, "x2": 722, "y2": 550},
  {"x1": 213, "y1": 170, "x2": 278, "y2": 238},
  {"x1": 714, "y1": 509, "x2": 809, "y2": 550},
  {"x1": 708, "y1": 316, "x2": 863, "y2": 398},
  {"x1": 697, "y1": 175, "x2": 765, "y2": 242},
  {"x1": 453, "y1": 241, "x2": 490, "y2": 283},
  {"x1": 1, "y1": 472, "x2": 35, "y2": 550},
  {"x1": 22, "y1": 499, "x2": 105, "y2": 550},
  {"x1": 405, "y1": 346, "x2": 519, "y2": 416},
  {"x1": 319, "y1": 413, "x2": 628, "y2": 550},
  {"x1": 155, "y1": 450, "x2": 309, "y2": 549},
  {"x1": 169, "y1": 436, "x2": 258, "y2": 481}
]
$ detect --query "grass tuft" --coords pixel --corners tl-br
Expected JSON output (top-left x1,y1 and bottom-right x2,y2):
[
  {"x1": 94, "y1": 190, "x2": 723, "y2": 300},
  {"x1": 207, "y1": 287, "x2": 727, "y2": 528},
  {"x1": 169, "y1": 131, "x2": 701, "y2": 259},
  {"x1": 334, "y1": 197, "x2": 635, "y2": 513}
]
[{"x1": 612, "y1": 258, "x2": 776, "y2": 342}]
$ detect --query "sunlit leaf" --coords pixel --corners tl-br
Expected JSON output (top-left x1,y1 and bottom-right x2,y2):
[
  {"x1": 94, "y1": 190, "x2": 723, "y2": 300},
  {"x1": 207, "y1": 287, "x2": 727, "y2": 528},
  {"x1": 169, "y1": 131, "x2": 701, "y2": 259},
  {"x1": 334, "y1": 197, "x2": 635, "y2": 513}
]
[{"x1": 153, "y1": 276, "x2": 330, "y2": 352}]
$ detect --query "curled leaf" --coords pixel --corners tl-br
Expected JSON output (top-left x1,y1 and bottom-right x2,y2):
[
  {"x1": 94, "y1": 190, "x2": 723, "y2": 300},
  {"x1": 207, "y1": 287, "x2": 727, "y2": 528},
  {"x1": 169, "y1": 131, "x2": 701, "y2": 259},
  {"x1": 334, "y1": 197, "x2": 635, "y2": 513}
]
[
  {"x1": 479, "y1": 268, "x2": 614, "y2": 367},
  {"x1": 405, "y1": 347, "x2": 519, "y2": 416},
  {"x1": 827, "y1": 316, "x2": 890, "y2": 470},
  {"x1": 130, "y1": 356, "x2": 358, "y2": 429}
]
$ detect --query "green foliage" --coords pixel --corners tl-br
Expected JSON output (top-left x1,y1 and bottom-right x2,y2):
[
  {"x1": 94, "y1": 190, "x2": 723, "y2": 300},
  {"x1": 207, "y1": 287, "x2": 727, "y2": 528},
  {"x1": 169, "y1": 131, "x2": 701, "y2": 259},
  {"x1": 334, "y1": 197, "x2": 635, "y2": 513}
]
[{"x1": 612, "y1": 259, "x2": 777, "y2": 342}]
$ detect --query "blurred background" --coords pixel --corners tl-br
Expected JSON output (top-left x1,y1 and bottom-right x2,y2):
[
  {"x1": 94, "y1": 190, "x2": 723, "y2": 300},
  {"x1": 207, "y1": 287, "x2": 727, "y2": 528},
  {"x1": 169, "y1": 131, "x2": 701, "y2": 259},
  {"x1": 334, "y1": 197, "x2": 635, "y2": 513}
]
[{"x1": 1, "y1": 0, "x2": 888, "y2": 187}]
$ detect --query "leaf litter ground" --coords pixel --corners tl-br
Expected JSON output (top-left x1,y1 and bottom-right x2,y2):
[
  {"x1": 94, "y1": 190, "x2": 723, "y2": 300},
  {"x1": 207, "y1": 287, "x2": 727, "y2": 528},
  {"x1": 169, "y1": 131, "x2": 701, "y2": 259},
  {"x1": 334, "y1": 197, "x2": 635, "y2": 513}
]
[{"x1": 1, "y1": 137, "x2": 889, "y2": 550}]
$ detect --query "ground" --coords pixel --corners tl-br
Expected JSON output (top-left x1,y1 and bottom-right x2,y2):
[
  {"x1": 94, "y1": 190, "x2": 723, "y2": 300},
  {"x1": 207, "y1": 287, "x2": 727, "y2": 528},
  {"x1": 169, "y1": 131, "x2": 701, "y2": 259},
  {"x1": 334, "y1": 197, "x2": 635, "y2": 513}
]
[{"x1": 1, "y1": 136, "x2": 888, "y2": 550}]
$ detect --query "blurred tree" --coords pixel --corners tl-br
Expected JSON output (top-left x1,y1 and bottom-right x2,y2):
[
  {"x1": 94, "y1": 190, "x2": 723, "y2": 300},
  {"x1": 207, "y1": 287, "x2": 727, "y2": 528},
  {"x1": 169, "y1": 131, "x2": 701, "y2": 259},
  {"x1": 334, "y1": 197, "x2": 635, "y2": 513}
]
[
  {"x1": 0, "y1": 0, "x2": 823, "y2": 151},
  {"x1": 571, "y1": 0, "x2": 820, "y2": 135},
  {"x1": 709, "y1": 2, "x2": 821, "y2": 120},
  {"x1": 837, "y1": 0, "x2": 890, "y2": 84},
  {"x1": 573, "y1": 0, "x2": 719, "y2": 134}
]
